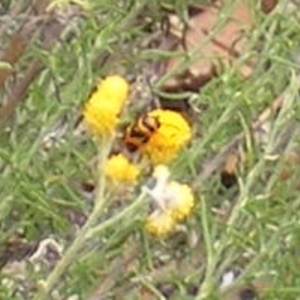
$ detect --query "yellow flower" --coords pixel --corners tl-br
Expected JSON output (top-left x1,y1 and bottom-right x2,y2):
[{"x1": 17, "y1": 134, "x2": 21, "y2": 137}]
[
  {"x1": 104, "y1": 153, "x2": 140, "y2": 183},
  {"x1": 164, "y1": 181, "x2": 195, "y2": 221},
  {"x1": 145, "y1": 209, "x2": 176, "y2": 237},
  {"x1": 83, "y1": 100, "x2": 119, "y2": 136},
  {"x1": 141, "y1": 109, "x2": 192, "y2": 164},
  {"x1": 95, "y1": 75, "x2": 129, "y2": 112},
  {"x1": 83, "y1": 75, "x2": 129, "y2": 136}
]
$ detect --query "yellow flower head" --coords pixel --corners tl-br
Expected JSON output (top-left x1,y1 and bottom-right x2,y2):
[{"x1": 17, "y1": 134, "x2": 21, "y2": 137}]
[
  {"x1": 83, "y1": 75, "x2": 129, "y2": 136},
  {"x1": 95, "y1": 75, "x2": 129, "y2": 112},
  {"x1": 145, "y1": 209, "x2": 176, "y2": 237},
  {"x1": 164, "y1": 181, "x2": 195, "y2": 221},
  {"x1": 141, "y1": 109, "x2": 192, "y2": 164},
  {"x1": 104, "y1": 153, "x2": 140, "y2": 183}
]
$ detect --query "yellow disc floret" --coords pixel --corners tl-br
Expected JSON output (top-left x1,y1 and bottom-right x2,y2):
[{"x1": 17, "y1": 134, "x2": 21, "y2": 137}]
[
  {"x1": 141, "y1": 109, "x2": 192, "y2": 164},
  {"x1": 83, "y1": 75, "x2": 129, "y2": 137},
  {"x1": 95, "y1": 75, "x2": 129, "y2": 112},
  {"x1": 145, "y1": 209, "x2": 176, "y2": 237},
  {"x1": 104, "y1": 153, "x2": 140, "y2": 183}
]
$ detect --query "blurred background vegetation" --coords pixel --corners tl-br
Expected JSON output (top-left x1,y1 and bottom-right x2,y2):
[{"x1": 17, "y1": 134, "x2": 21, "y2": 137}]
[{"x1": 1, "y1": 0, "x2": 300, "y2": 299}]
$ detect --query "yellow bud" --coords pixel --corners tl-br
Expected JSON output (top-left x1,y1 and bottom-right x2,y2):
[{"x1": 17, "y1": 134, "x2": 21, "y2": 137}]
[{"x1": 104, "y1": 153, "x2": 140, "y2": 183}]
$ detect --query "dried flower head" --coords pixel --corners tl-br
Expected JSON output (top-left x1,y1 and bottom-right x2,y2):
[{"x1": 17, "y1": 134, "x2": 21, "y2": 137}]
[
  {"x1": 145, "y1": 165, "x2": 195, "y2": 236},
  {"x1": 148, "y1": 165, "x2": 171, "y2": 205},
  {"x1": 153, "y1": 164, "x2": 170, "y2": 181},
  {"x1": 164, "y1": 181, "x2": 195, "y2": 221},
  {"x1": 145, "y1": 209, "x2": 176, "y2": 237},
  {"x1": 83, "y1": 75, "x2": 129, "y2": 136},
  {"x1": 141, "y1": 109, "x2": 192, "y2": 164},
  {"x1": 104, "y1": 153, "x2": 140, "y2": 183}
]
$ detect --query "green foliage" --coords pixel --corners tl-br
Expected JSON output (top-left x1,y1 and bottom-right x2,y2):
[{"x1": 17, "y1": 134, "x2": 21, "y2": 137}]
[{"x1": 1, "y1": 0, "x2": 300, "y2": 299}]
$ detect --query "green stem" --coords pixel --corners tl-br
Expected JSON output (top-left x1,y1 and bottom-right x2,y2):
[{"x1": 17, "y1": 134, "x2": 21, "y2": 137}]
[
  {"x1": 34, "y1": 206, "x2": 102, "y2": 299},
  {"x1": 85, "y1": 190, "x2": 146, "y2": 239},
  {"x1": 195, "y1": 196, "x2": 216, "y2": 300},
  {"x1": 34, "y1": 182, "x2": 146, "y2": 299},
  {"x1": 33, "y1": 141, "x2": 111, "y2": 299}
]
